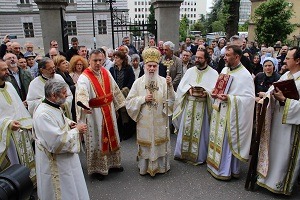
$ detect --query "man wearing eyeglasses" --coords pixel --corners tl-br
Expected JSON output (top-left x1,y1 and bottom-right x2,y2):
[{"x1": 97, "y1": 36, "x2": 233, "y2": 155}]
[
  {"x1": 76, "y1": 49, "x2": 126, "y2": 180},
  {"x1": 256, "y1": 47, "x2": 300, "y2": 195},
  {"x1": 26, "y1": 57, "x2": 73, "y2": 117}
]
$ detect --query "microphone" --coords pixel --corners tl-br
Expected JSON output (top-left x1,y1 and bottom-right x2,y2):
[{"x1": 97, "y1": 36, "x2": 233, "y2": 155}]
[{"x1": 77, "y1": 101, "x2": 91, "y2": 110}]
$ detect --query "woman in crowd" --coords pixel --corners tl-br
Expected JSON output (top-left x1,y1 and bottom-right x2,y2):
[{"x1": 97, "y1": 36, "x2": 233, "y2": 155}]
[
  {"x1": 213, "y1": 38, "x2": 226, "y2": 64},
  {"x1": 131, "y1": 54, "x2": 144, "y2": 80},
  {"x1": 254, "y1": 57, "x2": 280, "y2": 103},
  {"x1": 252, "y1": 54, "x2": 263, "y2": 76},
  {"x1": 109, "y1": 50, "x2": 135, "y2": 141},
  {"x1": 69, "y1": 55, "x2": 88, "y2": 84},
  {"x1": 54, "y1": 55, "x2": 76, "y2": 120}
]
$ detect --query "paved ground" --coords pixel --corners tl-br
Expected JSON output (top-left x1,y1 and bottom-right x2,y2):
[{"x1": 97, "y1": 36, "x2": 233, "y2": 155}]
[{"x1": 80, "y1": 134, "x2": 300, "y2": 200}]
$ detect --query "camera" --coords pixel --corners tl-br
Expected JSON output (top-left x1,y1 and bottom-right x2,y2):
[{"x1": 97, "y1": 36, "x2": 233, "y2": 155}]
[
  {"x1": 0, "y1": 164, "x2": 33, "y2": 200},
  {"x1": 8, "y1": 35, "x2": 17, "y2": 39}
]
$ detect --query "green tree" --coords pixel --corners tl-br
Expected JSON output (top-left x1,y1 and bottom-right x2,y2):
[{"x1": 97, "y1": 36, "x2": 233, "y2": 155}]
[
  {"x1": 254, "y1": 0, "x2": 295, "y2": 46},
  {"x1": 190, "y1": 14, "x2": 206, "y2": 35},
  {"x1": 179, "y1": 14, "x2": 189, "y2": 42},
  {"x1": 223, "y1": 0, "x2": 240, "y2": 39},
  {"x1": 205, "y1": 0, "x2": 227, "y2": 34},
  {"x1": 212, "y1": 21, "x2": 224, "y2": 32},
  {"x1": 147, "y1": 4, "x2": 156, "y2": 36},
  {"x1": 239, "y1": 20, "x2": 249, "y2": 32}
]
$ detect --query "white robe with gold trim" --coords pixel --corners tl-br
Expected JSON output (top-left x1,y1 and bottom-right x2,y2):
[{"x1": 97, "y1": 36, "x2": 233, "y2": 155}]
[
  {"x1": 33, "y1": 102, "x2": 89, "y2": 200},
  {"x1": 207, "y1": 66, "x2": 255, "y2": 179},
  {"x1": 76, "y1": 70, "x2": 125, "y2": 175},
  {"x1": 257, "y1": 71, "x2": 300, "y2": 195},
  {"x1": 126, "y1": 75, "x2": 175, "y2": 176},
  {"x1": 0, "y1": 82, "x2": 35, "y2": 183},
  {"x1": 26, "y1": 74, "x2": 73, "y2": 117},
  {"x1": 173, "y1": 66, "x2": 218, "y2": 164}
]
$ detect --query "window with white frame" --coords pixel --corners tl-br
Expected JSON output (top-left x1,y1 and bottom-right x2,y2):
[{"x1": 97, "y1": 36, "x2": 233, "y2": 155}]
[
  {"x1": 23, "y1": 22, "x2": 34, "y2": 37},
  {"x1": 98, "y1": 20, "x2": 107, "y2": 34},
  {"x1": 20, "y1": 0, "x2": 30, "y2": 4},
  {"x1": 67, "y1": 21, "x2": 77, "y2": 35}
]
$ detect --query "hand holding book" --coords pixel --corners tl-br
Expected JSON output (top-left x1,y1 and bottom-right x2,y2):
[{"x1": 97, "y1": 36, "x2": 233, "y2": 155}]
[
  {"x1": 273, "y1": 87, "x2": 287, "y2": 102},
  {"x1": 212, "y1": 74, "x2": 233, "y2": 111},
  {"x1": 272, "y1": 79, "x2": 299, "y2": 100}
]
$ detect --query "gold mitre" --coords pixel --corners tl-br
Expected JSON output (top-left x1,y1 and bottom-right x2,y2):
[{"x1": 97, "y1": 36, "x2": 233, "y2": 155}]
[{"x1": 142, "y1": 47, "x2": 161, "y2": 64}]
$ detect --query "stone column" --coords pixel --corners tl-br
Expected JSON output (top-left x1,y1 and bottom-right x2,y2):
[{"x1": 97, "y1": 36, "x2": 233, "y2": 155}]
[
  {"x1": 34, "y1": 0, "x2": 68, "y2": 54},
  {"x1": 151, "y1": 0, "x2": 183, "y2": 49}
]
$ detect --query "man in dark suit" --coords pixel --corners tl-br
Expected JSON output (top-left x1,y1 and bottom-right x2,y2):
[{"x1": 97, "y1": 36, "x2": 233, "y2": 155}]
[{"x1": 3, "y1": 53, "x2": 33, "y2": 104}]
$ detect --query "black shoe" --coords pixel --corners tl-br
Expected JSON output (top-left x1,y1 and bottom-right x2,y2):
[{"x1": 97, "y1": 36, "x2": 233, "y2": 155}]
[
  {"x1": 92, "y1": 173, "x2": 105, "y2": 181},
  {"x1": 109, "y1": 166, "x2": 124, "y2": 173}
]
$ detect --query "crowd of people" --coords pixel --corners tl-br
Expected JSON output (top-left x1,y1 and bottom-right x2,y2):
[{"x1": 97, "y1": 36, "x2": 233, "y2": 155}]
[{"x1": 0, "y1": 33, "x2": 300, "y2": 199}]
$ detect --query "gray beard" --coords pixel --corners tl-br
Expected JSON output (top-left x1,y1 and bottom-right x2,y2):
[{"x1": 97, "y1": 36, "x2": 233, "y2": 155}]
[
  {"x1": 10, "y1": 63, "x2": 18, "y2": 68},
  {"x1": 56, "y1": 97, "x2": 66, "y2": 105}
]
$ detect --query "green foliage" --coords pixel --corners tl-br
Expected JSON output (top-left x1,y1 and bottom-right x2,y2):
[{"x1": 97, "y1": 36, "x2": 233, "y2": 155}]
[
  {"x1": 254, "y1": 0, "x2": 295, "y2": 46},
  {"x1": 239, "y1": 20, "x2": 249, "y2": 32},
  {"x1": 147, "y1": 5, "x2": 156, "y2": 36},
  {"x1": 212, "y1": 21, "x2": 224, "y2": 32},
  {"x1": 206, "y1": 0, "x2": 226, "y2": 33},
  {"x1": 190, "y1": 19, "x2": 205, "y2": 35},
  {"x1": 223, "y1": 0, "x2": 241, "y2": 38},
  {"x1": 179, "y1": 14, "x2": 189, "y2": 41},
  {"x1": 130, "y1": 26, "x2": 141, "y2": 36}
]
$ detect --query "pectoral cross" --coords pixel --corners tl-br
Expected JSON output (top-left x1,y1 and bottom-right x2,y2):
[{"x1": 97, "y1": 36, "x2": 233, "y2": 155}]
[
  {"x1": 145, "y1": 81, "x2": 159, "y2": 108},
  {"x1": 145, "y1": 81, "x2": 159, "y2": 93}
]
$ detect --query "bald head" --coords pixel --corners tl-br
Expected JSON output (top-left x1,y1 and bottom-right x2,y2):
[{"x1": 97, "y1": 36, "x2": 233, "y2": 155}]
[
  {"x1": 49, "y1": 48, "x2": 59, "y2": 60},
  {"x1": 11, "y1": 42, "x2": 21, "y2": 55}
]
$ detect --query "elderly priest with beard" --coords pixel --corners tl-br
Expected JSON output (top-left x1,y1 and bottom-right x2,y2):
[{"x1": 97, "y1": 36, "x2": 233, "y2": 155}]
[
  {"x1": 126, "y1": 47, "x2": 175, "y2": 176},
  {"x1": 33, "y1": 79, "x2": 89, "y2": 200},
  {"x1": 26, "y1": 57, "x2": 73, "y2": 117}
]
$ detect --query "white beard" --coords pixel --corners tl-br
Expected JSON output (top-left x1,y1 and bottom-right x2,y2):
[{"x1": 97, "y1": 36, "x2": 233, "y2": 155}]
[
  {"x1": 144, "y1": 69, "x2": 159, "y2": 87},
  {"x1": 10, "y1": 63, "x2": 18, "y2": 68}
]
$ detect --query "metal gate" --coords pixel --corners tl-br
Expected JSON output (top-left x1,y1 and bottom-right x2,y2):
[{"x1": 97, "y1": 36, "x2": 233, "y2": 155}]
[{"x1": 109, "y1": 6, "x2": 157, "y2": 51}]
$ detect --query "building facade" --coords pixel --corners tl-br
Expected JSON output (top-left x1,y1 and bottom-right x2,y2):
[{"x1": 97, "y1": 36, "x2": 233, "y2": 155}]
[
  {"x1": 128, "y1": 0, "x2": 207, "y2": 25},
  {"x1": 239, "y1": 0, "x2": 251, "y2": 24},
  {"x1": 0, "y1": 0, "x2": 128, "y2": 54},
  {"x1": 248, "y1": 0, "x2": 300, "y2": 44}
]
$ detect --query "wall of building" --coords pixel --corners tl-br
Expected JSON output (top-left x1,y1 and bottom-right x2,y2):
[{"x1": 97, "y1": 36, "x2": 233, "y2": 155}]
[{"x1": 0, "y1": 0, "x2": 128, "y2": 54}]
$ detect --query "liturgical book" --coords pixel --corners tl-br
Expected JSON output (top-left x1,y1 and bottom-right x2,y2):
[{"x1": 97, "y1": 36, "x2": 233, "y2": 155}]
[
  {"x1": 273, "y1": 79, "x2": 299, "y2": 100},
  {"x1": 212, "y1": 74, "x2": 233, "y2": 111}
]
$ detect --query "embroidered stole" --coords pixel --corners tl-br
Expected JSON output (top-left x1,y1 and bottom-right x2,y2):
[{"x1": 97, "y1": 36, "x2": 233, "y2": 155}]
[{"x1": 83, "y1": 68, "x2": 119, "y2": 154}]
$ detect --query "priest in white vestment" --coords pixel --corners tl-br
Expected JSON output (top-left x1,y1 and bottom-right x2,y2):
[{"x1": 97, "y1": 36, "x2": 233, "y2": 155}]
[
  {"x1": 257, "y1": 47, "x2": 300, "y2": 195},
  {"x1": 0, "y1": 60, "x2": 36, "y2": 185},
  {"x1": 207, "y1": 45, "x2": 255, "y2": 180},
  {"x1": 76, "y1": 49, "x2": 125, "y2": 180},
  {"x1": 26, "y1": 57, "x2": 72, "y2": 117},
  {"x1": 33, "y1": 79, "x2": 89, "y2": 200},
  {"x1": 126, "y1": 47, "x2": 175, "y2": 176},
  {"x1": 173, "y1": 49, "x2": 219, "y2": 165}
]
